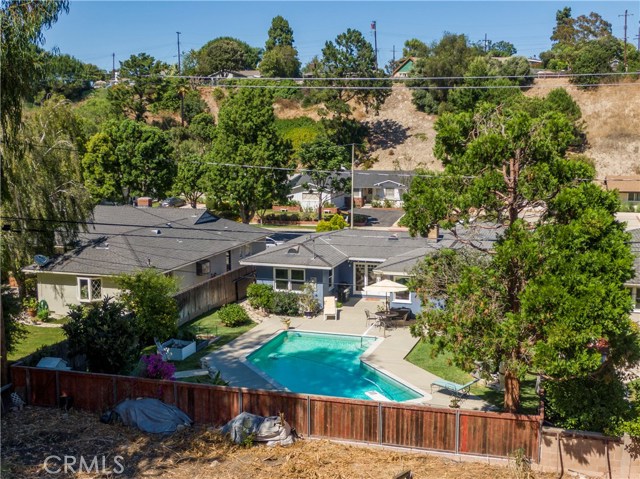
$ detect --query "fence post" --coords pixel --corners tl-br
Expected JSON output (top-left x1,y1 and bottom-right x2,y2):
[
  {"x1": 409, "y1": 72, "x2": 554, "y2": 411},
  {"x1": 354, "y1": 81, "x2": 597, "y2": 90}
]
[
  {"x1": 55, "y1": 370, "x2": 60, "y2": 407},
  {"x1": 25, "y1": 368, "x2": 31, "y2": 405},
  {"x1": 173, "y1": 383, "x2": 178, "y2": 408},
  {"x1": 455, "y1": 409, "x2": 460, "y2": 454},
  {"x1": 378, "y1": 403, "x2": 383, "y2": 444},
  {"x1": 307, "y1": 396, "x2": 311, "y2": 437},
  {"x1": 238, "y1": 390, "x2": 243, "y2": 412}
]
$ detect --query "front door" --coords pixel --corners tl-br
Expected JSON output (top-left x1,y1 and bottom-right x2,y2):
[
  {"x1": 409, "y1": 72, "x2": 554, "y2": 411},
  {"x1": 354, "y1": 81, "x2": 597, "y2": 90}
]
[{"x1": 354, "y1": 262, "x2": 378, "y2": 294}]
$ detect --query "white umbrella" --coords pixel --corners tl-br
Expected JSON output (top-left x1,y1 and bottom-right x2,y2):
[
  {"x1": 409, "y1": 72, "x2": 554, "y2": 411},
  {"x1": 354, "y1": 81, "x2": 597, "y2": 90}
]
[{"x1": 363, "y1": 279, "x2": 408, "y2": 310}]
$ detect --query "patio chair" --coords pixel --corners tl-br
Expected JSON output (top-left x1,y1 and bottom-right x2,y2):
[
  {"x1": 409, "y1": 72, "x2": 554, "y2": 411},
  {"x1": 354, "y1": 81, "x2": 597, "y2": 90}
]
[
  {"x1": 323, "y1": 296, "x2": 337, "y2": 321},
  {"x1": 364, "y1": 309, "x2": 375, "y2": 326},
  {"x1": 430, "y1": 377, "x2": 479, "y2": 398}
]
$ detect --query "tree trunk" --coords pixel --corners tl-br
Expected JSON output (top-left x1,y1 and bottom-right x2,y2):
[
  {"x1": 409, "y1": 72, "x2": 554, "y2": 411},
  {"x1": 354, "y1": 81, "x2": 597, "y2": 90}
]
[
  {"x1": 1, "y1": 298, "x2": 7, "y2": 386},
  {"x1": 317, "y1": 192, "x2": 324, "y2": 221},
  {"x1": 504, "y1": 369, "x2": 521, "y2": 412}
]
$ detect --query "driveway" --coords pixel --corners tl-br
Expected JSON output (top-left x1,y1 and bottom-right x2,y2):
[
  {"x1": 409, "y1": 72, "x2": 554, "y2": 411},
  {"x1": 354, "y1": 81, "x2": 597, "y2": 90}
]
[{"x1": 353, "y1": 208, "x2": 405, "y2": 228}]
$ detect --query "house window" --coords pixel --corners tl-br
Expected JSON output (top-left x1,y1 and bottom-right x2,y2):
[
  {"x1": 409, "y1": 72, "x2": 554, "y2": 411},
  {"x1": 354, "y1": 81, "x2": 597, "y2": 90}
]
[
  {"x1": 226, "y1": 251, "x2": 232, "y2": 272},
  {"x1": 628, "y1": 192, "x2": 640, "y2": 202},
  {"x1": 274, "y1": 268, "x2": 305, "y2": 291},
  {"x1": 384, "y1": 188, "x2": 395, "y2": 199},
  {"x1": 328, "y1": 268, "x2": 334, "y2": 289},
  {"x1": 196, "y1": 260, "x2": 211, "y2": 276},
  {"x1": 78, "y1": 277, "x2": 101, "y2": 302},
  {"x1": 393, "y1": 277, "x2": 411, "y2": 303}
]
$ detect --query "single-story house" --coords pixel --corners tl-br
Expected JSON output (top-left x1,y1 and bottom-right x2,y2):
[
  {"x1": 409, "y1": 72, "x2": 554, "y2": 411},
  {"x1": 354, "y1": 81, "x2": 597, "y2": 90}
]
[
  {"x1": 288, "y1": 172, "x2": 349, "y2": 211},
  {"x1": 25, "y1": 205, "x2": 269, "y2": 321},
  {"x1": 207, "y1": 70, "x2": 262, "y2": 85},
  {"x1": 240, "y1": 226, "x2": 498, "y2": 315},
  {"x1": 353, "y1": 170, "x2": 415, "y2": 207},
  {"x1": 391, "y1": 57, "x2": 416, "y2": 78},
  {"x1": 606, "y1": 175, "x2": 640, "y2": 205}
]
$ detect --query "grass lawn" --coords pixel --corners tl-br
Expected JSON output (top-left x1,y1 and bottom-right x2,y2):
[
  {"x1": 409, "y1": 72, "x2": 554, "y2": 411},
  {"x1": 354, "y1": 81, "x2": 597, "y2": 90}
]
[
  {"x1": 406, "y1": 340, "x2": 540, "y2": 414},
  {"x1": 8, "y1": 325, "x2": 66, "y2": 362}
]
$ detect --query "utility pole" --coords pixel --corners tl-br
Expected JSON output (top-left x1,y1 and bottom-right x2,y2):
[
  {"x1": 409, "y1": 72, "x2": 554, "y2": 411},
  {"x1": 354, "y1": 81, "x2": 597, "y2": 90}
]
[
  {"x1": 371, "y1": 21, "x2": 378, "y2": 69},
  {"x1": 619, "y1": 10, "x2": 634, "y2": 72},
  {"x1": 484, "y1": 33, "x2": 489, "y2": 52},
  {"x1": 350, "y1": 143, "x2": 355, "y2": 230},
  {"x1": 635, "y1": 21, "x2": 640, "y2": 51},
  {"x1": 177, "y1": 31, "x2": 184, "y2": 126},
  {"x1": 112, "y1": 53, "x2": 115, "y2": 82}
]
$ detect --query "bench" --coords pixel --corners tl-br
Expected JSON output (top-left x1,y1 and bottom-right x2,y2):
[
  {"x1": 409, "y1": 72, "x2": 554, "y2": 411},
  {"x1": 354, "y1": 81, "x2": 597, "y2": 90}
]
[
  {"x1": 430, "y1": 378, "x2": 479, "y2": 398},
  {"x1": 323, "y1": 296, "x2": 337, "y2": 321}
]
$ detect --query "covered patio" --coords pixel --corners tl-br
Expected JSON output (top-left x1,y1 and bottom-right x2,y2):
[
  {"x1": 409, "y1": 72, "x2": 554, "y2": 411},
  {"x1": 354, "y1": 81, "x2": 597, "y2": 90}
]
[{"x1": 200, "y1": 297, "x2": 494, "y2": 411}]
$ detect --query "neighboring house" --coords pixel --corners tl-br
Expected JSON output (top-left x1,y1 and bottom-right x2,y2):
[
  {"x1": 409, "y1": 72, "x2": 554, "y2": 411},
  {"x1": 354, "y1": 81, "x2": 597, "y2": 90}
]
[
  {"x1": 288, "y1": 172, "x2": 349, "y2": 211},
  {"x1": 627, "y1": 228, "x2": 640, "y2": 324},
  {"x1": 240, "y1": 226, "x2": 498, "y2": 314},
  {"x1": 25, "y1": 205, "x2": 269, "y2": 322},
  {"x1": 391, "y1": 57, "x2": 416, "y2": 78},
  {"x1": 606, "y1": 175, "x2": 640, "y2": 205},
  {"x1": 207, "y1": 69, "x2": 261, "y2": 85},
  {"x1": 353, "y1": 170, "x2": 415, "y2": 207}
]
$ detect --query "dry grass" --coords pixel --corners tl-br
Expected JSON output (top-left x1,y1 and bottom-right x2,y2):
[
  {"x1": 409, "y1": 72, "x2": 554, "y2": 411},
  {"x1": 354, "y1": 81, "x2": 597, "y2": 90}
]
[{"x1": 1, "y1": 406, "x2": 555, "y2": 479}]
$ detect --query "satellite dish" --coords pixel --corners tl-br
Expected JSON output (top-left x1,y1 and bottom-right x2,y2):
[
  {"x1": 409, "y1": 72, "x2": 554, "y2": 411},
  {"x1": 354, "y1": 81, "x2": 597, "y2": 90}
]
[{"x1": 34, "y1": 255, "x2": 50, "y2": 267}]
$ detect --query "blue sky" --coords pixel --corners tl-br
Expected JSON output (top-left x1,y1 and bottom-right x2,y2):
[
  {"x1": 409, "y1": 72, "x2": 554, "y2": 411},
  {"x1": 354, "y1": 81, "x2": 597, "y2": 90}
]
[{"x1": 43, "y1": 1, "x2": 640, "y2": 71}]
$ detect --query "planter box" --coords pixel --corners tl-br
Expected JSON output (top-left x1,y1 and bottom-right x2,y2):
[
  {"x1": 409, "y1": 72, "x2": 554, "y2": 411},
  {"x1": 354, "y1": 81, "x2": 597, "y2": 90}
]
[{"x1": 160, "y1": 339, "x2": 196, "y2": 361}]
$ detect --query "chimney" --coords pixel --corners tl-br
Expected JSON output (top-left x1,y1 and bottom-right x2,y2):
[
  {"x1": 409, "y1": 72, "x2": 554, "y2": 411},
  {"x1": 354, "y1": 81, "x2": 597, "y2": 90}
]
[
  {"x1": 136, "y1": 197, "x2": 152, "y2": 207},
  {"x1": 427, "y1": 225, "x2": 439, "y2": 240}
]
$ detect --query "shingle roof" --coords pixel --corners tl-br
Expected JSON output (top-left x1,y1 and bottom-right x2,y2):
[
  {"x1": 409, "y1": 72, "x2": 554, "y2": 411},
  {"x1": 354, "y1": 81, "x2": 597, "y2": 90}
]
[
  {"x1": 289, "y1": 170, "x2": 415, "y2": 192},
  {"x1": 28, "y1": 206, "x2": 269, "y2": 276}
]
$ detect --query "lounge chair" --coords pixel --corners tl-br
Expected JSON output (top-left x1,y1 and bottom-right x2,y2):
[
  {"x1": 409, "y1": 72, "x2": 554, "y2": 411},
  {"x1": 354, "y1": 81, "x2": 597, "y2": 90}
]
[
  {"x1": 430, "y1": 377, "x2": 479, "y2": 398},
  {"x1": 324, "y1": 297, "x2": 337, "y2": 321}
]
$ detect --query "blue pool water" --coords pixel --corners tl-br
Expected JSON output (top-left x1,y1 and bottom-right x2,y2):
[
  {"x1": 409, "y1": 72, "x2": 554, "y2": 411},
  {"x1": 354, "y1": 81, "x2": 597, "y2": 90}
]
[{"x1": 247, "y1": 331, "x2": 423, "y2": 402}]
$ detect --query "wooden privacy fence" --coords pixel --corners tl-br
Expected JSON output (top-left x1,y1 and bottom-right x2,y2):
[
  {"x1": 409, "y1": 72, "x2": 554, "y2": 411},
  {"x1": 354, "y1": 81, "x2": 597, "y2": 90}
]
[
  {"x1": 174, "y1": 266, "x2": 255, "y2": 324},
  {"x1": 10, "y1": 365, "x2": 543, "y2": 461}
]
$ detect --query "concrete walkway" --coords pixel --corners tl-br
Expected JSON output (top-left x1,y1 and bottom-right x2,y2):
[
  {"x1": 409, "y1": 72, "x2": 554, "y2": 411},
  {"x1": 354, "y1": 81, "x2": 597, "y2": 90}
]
[{"x1": 201, "y1": 297, "x2": 492, "y2": 410}]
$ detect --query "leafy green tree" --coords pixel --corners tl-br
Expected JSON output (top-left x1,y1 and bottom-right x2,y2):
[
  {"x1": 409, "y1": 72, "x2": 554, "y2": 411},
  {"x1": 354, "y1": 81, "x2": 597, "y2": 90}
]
[
  {"x1": 63, "y1": 297, "x2": 139, "y2": 374},
  {"x1": 409, "y1": 33, "x2": 483, "y2": 112},
  {"x1": 403, "y1": 95, "x2": 602, "y2": 411},
  {"x1": 402, "y1": 38, "x2": 430, "y2": 58},
  {"x1": 487, "y1": 40, "x2": 517, "y2": 57},
  {"x1": 0, "y1": 0, "x2": 77, "y2": 385},
  {"x1": 316, "y1": 214, "x2": 347, "y2": 232},
  {"x1": 172, "y1": 145, "x2": 208, "y2": 208},
  {"x1": 194, "y1": 37, "x2": 262, "y2": 75},
  {"x1": 82, "y1": 119, "x2": 175, "y2": 203},
  {"x1": 1, "y1": 286, "x2": 27, "y2": 356},
  {"x1": 260, "y1": 46, "x2": 301, "y2": 78},
  {"x1": 297, "y1": 138, "x2": 350, "y2": 220},
  {"x1": 2, "y1": 97, "x2": 93, "y2": 293},
  {"x1": 116, "y1": 269, "x2": 179, "y2": 346},
  {"x1": 206, "y1": 88, "x2": 293, "y2": 223},
  {"x1": 107, "y1": 53, "x2": 169, "y2": 121},
  {"x1": 265, "y1": 15, "x2": 294, "y2": 51},
  {"x1": 314, "y1": 29, "x2": 390, "y2": 116},
  {"x1": 570, "y1": 37, "x2": 622, "y2": 86},
  {"x1": 38, "y1": 52, "x2": 105, "y2": 101}
]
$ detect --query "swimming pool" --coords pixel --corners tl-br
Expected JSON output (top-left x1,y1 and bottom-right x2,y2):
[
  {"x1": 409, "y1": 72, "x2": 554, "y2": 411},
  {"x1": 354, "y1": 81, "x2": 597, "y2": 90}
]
[{"x1": 246, "y1": 331, "x2": 423, "y2": 402}]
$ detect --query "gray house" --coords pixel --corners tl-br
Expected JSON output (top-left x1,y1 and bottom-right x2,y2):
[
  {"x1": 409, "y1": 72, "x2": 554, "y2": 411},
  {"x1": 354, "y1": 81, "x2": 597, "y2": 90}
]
[
  {"x1": 240, "y1": 226, "x2": 498, "y2": 315},
  {"x1": 27, "y1": 205, "x2": 269, "y2": 321}
]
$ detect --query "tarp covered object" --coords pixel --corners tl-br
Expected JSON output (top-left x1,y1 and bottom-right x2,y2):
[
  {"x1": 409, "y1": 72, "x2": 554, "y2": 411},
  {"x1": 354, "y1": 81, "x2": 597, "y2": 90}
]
[
  {"x1": 112, "y1": 398, "x2": 192, "y2": 434},
  {"x1": 221, "y1": 412, "x2": 298, "y2": 446}
]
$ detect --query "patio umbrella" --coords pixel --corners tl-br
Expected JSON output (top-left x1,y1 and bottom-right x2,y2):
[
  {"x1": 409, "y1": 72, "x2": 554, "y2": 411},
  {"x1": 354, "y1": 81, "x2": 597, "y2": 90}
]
[{"x1": 363, "y1": 279, "x2": 408, "y2": 310}]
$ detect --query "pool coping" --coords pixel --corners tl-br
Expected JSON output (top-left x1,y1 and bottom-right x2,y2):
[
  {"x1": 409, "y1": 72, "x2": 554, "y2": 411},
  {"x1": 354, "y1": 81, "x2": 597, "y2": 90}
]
[{"x1": 240, "y1": 329, "x2": 431, "y2": 403}]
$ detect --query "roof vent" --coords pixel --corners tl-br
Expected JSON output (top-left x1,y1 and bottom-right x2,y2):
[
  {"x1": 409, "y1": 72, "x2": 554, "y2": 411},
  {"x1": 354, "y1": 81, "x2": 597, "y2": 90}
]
[
  {"x1": 94, "y1": 243, "x2": 110, "y2": 250},
  {"x1": 34, "y1": 254, "x2": 51, "y2": 266},
  {"x1": 151, "y1": 229, "x2": 162, "y2": 235},
  {"x1": 286, "y1": 245, "x2": 300, "y2": 255},
  {"x1": 388, "y1": 234, "x2": 399, "y2": 240},
  {"x1": 166, "y1": 223, "x2": 172, "y2": 228}
]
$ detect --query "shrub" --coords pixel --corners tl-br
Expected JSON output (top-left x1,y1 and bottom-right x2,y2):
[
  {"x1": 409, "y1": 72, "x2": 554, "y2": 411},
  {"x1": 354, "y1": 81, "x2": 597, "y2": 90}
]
[
  {"x1": 383, "y1": 199, "x2": 393, "y2": 208},
  {"x1": 218, "y1": 303, "x2": 250, "y2": 327},
  {"x1": 271, "y1": 291, "x2": 301, "y2": 316},
  {"x1": 140, "y1": 353, "x2": 176, "y2": 380},
  {"x1": 247, "y1": 283, "x2": 274, "y2": 311}
]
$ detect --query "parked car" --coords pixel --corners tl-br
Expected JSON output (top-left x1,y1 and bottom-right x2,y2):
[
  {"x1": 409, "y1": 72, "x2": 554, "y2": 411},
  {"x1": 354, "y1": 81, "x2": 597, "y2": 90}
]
[
  {"x1": 265, "y1": 237, "x2": 284, "y2": 248},
  {"x1": 160, "y1": 197, "x2": 186, "y2": 208}
]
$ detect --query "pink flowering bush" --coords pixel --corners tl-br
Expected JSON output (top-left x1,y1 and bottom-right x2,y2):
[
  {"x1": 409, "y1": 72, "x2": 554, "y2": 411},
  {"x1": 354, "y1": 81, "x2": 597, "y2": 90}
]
[{"x1": 141, "y1": 354, "x2": 176, "y2": 380}]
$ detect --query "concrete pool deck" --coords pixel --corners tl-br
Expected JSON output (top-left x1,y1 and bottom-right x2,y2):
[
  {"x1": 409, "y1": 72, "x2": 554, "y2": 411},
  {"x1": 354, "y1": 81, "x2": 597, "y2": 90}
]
[{"x1": 200, "y1": 298, "x2": 494, "y2": 411}]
